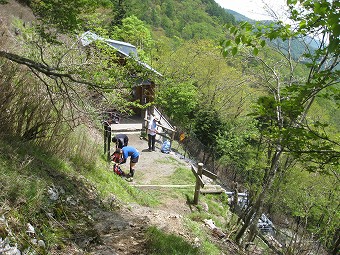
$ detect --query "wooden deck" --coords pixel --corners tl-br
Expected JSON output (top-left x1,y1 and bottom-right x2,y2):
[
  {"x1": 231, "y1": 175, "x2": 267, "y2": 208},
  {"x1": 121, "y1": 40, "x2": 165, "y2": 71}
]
[
  {"x1": 110, "y1": 123, "x2": 143, "y2": 132},
  {"x1": 109, "y1": 115, "x2": 144, "y2": 133}
]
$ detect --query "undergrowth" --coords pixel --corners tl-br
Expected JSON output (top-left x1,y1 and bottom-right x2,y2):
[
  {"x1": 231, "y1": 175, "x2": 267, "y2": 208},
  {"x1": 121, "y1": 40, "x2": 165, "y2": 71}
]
[
  {"x1": 145, "y1": 226, "x2": 199, "y2": 255},
  {"x1": 0, "y1": 124, "x2": 240, "y2": 254},
  {"x1": 0, "y1": 127, "x2": 160, "y2": 253}
]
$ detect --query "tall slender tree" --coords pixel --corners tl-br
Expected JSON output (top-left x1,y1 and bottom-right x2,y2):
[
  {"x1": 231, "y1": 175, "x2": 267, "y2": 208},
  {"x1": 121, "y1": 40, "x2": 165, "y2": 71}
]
[{"x1": 221, "y1": 0, "x2": 340, "y2": 252}]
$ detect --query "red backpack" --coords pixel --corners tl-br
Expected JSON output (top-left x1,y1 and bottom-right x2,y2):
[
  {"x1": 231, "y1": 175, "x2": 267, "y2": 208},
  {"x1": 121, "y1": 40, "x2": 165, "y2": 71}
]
[
  {"x1": 113, "y1": 164, "x2": 125, "y2": 176},
  {"x1": 111, "y1": 152, "x2": 122, "y2": 163}
]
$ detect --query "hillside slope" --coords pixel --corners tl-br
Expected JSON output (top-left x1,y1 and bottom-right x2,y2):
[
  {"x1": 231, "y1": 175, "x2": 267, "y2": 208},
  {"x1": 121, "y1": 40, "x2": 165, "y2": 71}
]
[
  {"x1": 0, "y1": 128, "x2": 247, "y2": 254},
  {"x1": 82, "y1": 132, "x2": 197, "y2": 254},
  {"x1": 0, "y1": 1, "x2": 244, "y2": 254}
]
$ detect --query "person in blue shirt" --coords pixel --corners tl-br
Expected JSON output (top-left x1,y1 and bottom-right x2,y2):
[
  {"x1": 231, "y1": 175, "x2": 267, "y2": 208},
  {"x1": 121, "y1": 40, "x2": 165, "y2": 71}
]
[{"x1": 114, "y1": 146, "x2": 139, "y2": 178}]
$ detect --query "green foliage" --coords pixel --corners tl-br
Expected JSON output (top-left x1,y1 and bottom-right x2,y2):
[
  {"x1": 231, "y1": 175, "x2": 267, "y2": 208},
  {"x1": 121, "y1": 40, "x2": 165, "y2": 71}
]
[
  {"x1": 220, "y1": 0, "x2": 340, "y2": 172},
  {"x1": 111, "y1": 15, "x2": 154, "y2": 55},
  {"x1": 110, "y1": 0, "x2": 129, "y2": 27},
  {"x1": 216, "y1": 118, "x2": 259, "y2": 180},
  {"x1": 0, "y1": 40, "x2": 121, "y2": 141},
  {"x1": 287, "y1": 0, "x2": 340, "y2": 53},
  {"x1": 126, "y1": 0, "x2": 235, "y2": 40},
  {"x1": 156, "y1": 80, "x2": 198, "y2": 128},
  {"x1": 252, "y1": 93, "x2": 339, "y2": 173},
  {"x1": 221, "y1": 21, "x2": 267, "y2": 57},
  {"x1": 30, "y1": 0, "x2": 104, "y2": 38},
  {"x1": 1, "y1": 0, "x2": 339, "y2": 252},
  {"x1": 146, "y1": 226, "x2": 199, "y2": 255},
  {"x1": 271, "y1": 168, "x2": 340, "y2": 251},
  {"x1": 5, "y1": 16, "x2": 144, "y2": 131},
  {"x1": 203, "y1": 0, "x2": 235, "y2": 24},
  {"x1": 220, "y1": 0, "x2": 340, "y2": 248},
  {"x1": 193, "y1": 108, "x2": 225, "y2": 150},
  {"x1": 154, "y1": 38, "x2": 251, "y2": 131}
]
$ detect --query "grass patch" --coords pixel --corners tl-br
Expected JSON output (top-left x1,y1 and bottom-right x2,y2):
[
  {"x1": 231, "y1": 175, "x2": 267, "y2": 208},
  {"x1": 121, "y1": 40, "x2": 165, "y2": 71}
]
[
  {"x1": 170, "y1": 140, "x2": 186, "y2": 156},
  {"x1": 203, "y1": 193, "x2": 229, "y2": 216},
  {"x1": 184, "y1": 219, "x2": 222, "y2": 255},
  {"x1": 170, "y1": 167, "x2": 196, "y2": 185},
  {"x1": 187, "y1": 193, "x2": 230, "y2": 229},
  {"x1": 0, "y1": 133, "x2": 161, "y2": 253},
  {"x1": 181, "y1": 192, "x2": 233, "y2": 254},
  {"x1": 137, "y1": 165, "x2": 196, "y2": 205},
  {"x1": 145, "y1": 226, "x2": 199, "y2": 255},
  {"x1": 0, "y1": 129, "x2": 237, "y2": 255},
  {"x1": 83, "y1": 161, "x2": 160, "y2": 207},
  {"x1": 155, "y1": 155, "x2": 184, "y2": 166}
]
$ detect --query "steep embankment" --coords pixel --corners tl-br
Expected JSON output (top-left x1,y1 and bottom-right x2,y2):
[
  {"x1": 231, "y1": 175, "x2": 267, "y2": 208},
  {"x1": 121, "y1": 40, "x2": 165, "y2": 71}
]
[
  {"x1": 1, "y1": 127, "x2": 246, "y2": 254},
  {"x1": 83, "y1": 132, "x2": 244, "y2": 255},
  {"x1": 87, "y1": 132, "x2": 198, "y2": 254},
  {"x1": 0, "y1": 1, "x2": 244, "y2": 253}
]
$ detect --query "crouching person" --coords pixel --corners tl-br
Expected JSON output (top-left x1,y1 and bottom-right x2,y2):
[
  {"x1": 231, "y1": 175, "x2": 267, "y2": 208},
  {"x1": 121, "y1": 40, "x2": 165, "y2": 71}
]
[
  {"x1": 112, "y1": 134, "x2": 129, "y2": 149},
  {"x1": 114, "y1": 146, "x2": 139, "y2": 179}
]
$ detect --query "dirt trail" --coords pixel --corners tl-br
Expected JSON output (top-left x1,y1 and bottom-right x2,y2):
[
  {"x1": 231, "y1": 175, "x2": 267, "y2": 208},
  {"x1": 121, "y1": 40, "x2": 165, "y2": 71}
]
[{"x1": 88, "y1": 132, "x2": 196, "y2": 255}]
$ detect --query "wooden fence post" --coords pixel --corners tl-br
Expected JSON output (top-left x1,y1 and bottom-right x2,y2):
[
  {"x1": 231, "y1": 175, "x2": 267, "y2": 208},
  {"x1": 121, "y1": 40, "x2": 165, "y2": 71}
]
[
  {"x1": 171, "y1": 126, "x2": 176, "y2": 147},
  {"x1": 107, "y1": 129, "x2": 111, "y2": 161},
  {"x1": 193, "y1": 163, "x2": 204, "y2": 205},
  {"x1": 144, "y1": 108, "x2": 149, "y2": 132},
  {"x1": 104, "y1": 126, "x2": 107, "y2": 155},
  {"x1": 191, "y1": 163, "x2": 217, "y2": 205},
  {"x1": 103, "y1": 121, "x2": 109, "y2": 154},
  {"x1": 103, "y1": 120, "x2": 112, "y2": 161}
]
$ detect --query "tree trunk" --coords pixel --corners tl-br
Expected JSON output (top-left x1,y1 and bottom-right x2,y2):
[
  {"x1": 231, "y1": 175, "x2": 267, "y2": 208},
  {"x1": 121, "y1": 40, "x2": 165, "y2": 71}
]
[
  {"x1": 235, "y1": 148, "x2": 283, "y2": 244},
  {"x1": 331, "y1": 229, "x2": 340, "y2": 255}
]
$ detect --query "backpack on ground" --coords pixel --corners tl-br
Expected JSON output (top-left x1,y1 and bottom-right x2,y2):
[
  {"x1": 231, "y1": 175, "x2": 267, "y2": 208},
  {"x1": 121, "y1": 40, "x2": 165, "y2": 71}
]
[
  {"x1": 113, "y1": 164, "x2": 125, "y2": 176},
  {"x1": 111, "y1": 152, "x2": 122, "y2": 163},
  {"x1": 161, "y1": 140, "x2": 171, "y2": 154}
]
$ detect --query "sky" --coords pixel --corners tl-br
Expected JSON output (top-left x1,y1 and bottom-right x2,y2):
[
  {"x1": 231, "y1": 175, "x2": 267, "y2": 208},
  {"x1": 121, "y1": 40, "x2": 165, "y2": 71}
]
[{"x1": 214, "y1": 0, "x2": 287, "y2": 21}]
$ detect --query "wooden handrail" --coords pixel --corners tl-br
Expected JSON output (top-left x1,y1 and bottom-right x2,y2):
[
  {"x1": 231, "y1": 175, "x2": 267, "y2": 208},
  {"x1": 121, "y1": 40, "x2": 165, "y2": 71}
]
[{"x1": 144, "y1": 118, "x2": 176, "y2": 132}]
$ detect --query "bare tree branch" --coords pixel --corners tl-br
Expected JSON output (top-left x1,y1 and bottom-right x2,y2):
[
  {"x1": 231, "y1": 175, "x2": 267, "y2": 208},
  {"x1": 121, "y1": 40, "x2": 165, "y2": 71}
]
[{"x1": 0, "y1": 50, "x2": 107, "y2": 89}]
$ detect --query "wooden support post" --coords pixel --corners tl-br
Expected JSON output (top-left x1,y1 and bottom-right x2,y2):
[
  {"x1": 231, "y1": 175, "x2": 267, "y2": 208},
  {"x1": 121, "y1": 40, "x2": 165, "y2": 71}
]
[
  {"x1": 103, "y1": 121, "x2": 110, "y2": 155},
  {"x1": 231, "y1": 182, "x2": 238, "y2": 211},
  {"x1": 144, "y1": 108, "x2": 148, "y2": 131},
  {"x1": 191, "y1": 163, "x2": 218, "y2": 205},
  {"x1": 193, "y1": 163, "x2": 204, "y2": 205},
  {"x1": 104, "y1": 126, "x2": 107, "y2": 155},
  {"x1": 103, "y1": 120, "x2": 112, "y2": 161},
  {"x1": 107, "y1": 129, "x2": 111, "y2": 161},
  {"x1": 171, "y1": 126, "x2": 176, "y2": 147}
]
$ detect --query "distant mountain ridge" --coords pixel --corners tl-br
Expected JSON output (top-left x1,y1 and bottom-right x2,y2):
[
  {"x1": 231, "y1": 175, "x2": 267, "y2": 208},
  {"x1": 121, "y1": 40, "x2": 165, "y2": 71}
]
[
  {"x1": 224, "y1": 8, "x2": 320, "y2": 61},
  {"x1": 225, "y1": 9, "x2": 254, "y2": 22}
]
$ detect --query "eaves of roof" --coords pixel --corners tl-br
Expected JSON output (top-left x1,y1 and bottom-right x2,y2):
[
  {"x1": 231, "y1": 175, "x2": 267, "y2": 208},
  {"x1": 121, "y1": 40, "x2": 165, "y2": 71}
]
[{"x1": 80, "y1": 31, "x2": 162, "y2": 77}]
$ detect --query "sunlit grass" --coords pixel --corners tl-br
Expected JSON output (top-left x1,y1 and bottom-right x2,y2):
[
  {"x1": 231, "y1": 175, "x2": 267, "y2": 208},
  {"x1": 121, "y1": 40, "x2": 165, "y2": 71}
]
[
  {"x1": 0, "y1": 127, "x2": 237, "y2": 255},
  {"x1": 184, "y1": 219, "x2": 221, "y2": 255},
  {"x1": 155, "y1": 155, "x2": 185, "y2": 166},
  {"x1": 170, "y1": 166, "x2": 196, "y2": 185},
  {"x1": 145, "y1": 226, "x2": 199, "y2": 255},
  {"x1": 134, "y1": 165, "x2": 196, "y2": 204},
  {"x1": 0, "y1": 132, "x2": 161, "y2": 253},
  {"x1": 82, "y1": 159, "x2": 160, "y2": 206}
]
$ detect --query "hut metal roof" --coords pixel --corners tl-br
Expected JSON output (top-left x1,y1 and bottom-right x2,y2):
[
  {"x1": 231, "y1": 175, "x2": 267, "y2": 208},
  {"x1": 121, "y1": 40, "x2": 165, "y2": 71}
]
[{"x1": 80, "y1": 31, "x2": 162, "y2": 76}]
